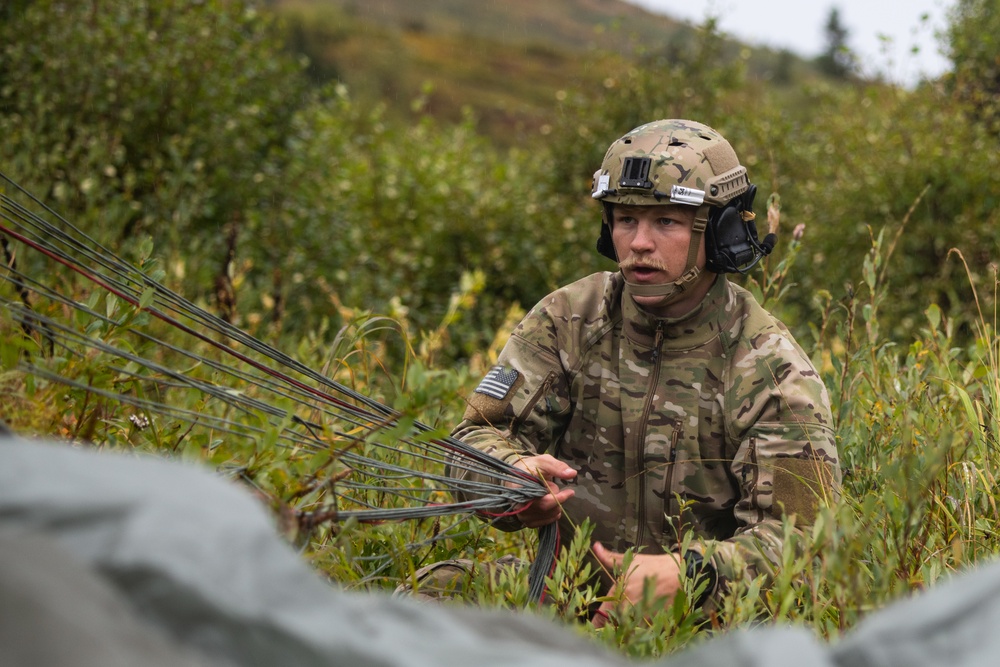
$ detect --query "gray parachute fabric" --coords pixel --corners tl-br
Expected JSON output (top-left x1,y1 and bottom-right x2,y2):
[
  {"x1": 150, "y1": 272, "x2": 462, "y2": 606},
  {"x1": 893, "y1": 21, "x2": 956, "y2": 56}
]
[
  {"x1": 0, "y1": 436, "x2": 626, "y2": 667},
  {"x1": 0, "y1": 533, "x2": 219, "y2": 667},
  {"x1": 3, "y1": 434, "x2": 1000, "y2": 667},
  {"x1": 830, "y1": 558, "x2": 1000, "y2": 667}
]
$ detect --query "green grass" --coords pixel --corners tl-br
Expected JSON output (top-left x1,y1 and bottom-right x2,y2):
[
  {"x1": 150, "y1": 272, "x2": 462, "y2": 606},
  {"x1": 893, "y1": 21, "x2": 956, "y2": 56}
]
[
  {"x1": 3, "y1": 1, "x2": 998, "y2": 658},
  {"x1": 2, "y1": 223, "x2": 998, "y2": 659}
]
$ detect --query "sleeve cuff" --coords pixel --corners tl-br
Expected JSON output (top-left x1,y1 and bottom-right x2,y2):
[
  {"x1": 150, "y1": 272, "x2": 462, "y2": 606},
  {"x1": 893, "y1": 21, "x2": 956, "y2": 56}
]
[{"x1": 681, "y1": 547, "x2": 719, "y2": 607}]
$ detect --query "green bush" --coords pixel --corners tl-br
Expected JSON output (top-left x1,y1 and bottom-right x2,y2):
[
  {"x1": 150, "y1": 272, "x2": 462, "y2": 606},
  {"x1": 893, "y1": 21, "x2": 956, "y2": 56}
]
[
  {"x1": 0, "y1": 0, "x2": 308, "y2": 289},
  {"x1": 265, "y1": 91, "x2": 602, "y2": 360},
  {"x1": 5, "y1": 1, "x2": 1000, "y2": 653},
  {"x1": 769, "y1": 81, "x2": 1000, "y2": 336}
]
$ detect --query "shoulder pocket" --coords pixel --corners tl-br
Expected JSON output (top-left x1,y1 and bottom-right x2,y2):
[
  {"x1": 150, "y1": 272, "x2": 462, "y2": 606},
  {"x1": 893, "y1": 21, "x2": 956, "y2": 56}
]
[{"x1": 511, "y1": 371, "x2": 557, "y2": 438}]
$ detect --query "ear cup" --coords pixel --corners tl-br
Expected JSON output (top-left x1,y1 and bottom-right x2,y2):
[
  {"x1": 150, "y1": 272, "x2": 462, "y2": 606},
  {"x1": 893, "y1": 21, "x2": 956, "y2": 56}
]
[
  {"x1": 596, "y1": 201, "x2": 618, "y2": 261},
  {"x1": 705, "y1": 205, "x2": 750, "y2": 272},
  {"x1": 705, "y1": 185, "x2": 762, "y2": 273}
]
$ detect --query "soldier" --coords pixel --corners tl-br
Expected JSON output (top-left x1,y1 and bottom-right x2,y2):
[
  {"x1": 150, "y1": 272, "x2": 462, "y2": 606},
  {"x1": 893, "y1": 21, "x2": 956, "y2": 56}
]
[{"x1": 446, "y1": 119, "x2": 841, "y2": 621}]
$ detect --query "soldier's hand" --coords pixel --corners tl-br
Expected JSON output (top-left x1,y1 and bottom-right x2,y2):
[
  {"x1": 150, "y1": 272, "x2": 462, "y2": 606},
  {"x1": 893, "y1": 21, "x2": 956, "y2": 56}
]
[
  {"x1": 590, "y1": 542, "x2": 682, "y2": 628},
  {"x1": 511, "y1": 454, "x2": 576, "y2": 528}
]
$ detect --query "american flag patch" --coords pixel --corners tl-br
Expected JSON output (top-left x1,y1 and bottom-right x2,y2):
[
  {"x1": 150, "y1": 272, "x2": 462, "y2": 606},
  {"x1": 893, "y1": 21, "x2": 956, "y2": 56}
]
[{"x1": 474, "y1": 365, "x2": 520, "y2": 400}]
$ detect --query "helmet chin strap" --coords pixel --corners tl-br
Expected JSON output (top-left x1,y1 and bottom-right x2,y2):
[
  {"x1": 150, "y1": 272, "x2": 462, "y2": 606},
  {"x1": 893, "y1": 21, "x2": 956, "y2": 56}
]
[{"x1": 621, "y1": 204, "x2": 710, "y2": 310}]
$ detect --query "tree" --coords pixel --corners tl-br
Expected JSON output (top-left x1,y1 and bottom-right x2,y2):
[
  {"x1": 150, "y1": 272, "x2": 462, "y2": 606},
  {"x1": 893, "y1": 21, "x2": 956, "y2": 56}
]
[{"x1": 817, "y1": 7, "x2": 854, "y2": 78}]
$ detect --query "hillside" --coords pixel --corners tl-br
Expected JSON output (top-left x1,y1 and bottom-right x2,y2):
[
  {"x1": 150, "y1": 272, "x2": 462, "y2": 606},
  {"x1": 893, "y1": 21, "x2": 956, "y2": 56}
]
[{"x1": 270, "y1": 0, "x2": 816, "y2": 142}]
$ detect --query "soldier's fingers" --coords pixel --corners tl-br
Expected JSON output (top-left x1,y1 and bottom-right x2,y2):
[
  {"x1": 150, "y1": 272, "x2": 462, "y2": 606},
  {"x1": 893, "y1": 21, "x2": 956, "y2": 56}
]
[
  {"x1": 535, "y1": 488, "x2": 573, "y2": 512},
  {"x1": 592, "y1": 542, "x2": 622, "y2": 569},
  {"x1": 592, "y1": 606, "x2": 612, "y2": 629},
  {"x1": 526, "y1": 455, "x2": 577, "y2": 480},
  {"x1": 556, "y1": 488, "x2": 575, "y2": 503},
  {"x1": 538, "y1": 454, "x2": 576, "y2": 479}
]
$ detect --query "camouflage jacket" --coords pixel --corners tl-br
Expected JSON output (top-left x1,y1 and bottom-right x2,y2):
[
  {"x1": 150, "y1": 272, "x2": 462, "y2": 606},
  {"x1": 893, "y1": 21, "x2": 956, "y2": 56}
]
[{"x1": 452, "y1": 271, "x2": 840, "y2": 600}]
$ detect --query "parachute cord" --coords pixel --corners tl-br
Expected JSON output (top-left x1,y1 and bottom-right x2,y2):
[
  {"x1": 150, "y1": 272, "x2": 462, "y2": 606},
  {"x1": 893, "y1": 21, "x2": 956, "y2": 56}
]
[{"x1": 527, "y1": 522, "x2": 559, "y2": 604}]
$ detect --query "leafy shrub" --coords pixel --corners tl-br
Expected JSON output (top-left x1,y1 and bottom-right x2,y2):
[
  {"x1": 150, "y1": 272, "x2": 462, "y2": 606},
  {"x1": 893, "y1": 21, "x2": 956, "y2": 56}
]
[
  {"x1": 0, "y1": 0, "x2": 308, "y2": 289},
  {"x1": 5, "y1": 4, "x2": 1000, "y2": 658}
]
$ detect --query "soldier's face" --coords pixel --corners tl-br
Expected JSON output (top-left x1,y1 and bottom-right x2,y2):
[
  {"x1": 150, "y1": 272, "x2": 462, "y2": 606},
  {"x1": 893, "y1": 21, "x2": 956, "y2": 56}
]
[{"x1": 611, "y1": 203, "x2": 710, "y2": 315}]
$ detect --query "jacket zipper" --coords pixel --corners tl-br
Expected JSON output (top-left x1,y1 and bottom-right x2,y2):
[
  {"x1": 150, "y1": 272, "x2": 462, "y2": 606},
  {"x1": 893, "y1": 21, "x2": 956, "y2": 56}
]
[
  {"x1": 663, "y1": 428, "x2": 680, "y2": 539},
  {"x1": 635, "y1": 322, "x2": 664, "y2": 548}
]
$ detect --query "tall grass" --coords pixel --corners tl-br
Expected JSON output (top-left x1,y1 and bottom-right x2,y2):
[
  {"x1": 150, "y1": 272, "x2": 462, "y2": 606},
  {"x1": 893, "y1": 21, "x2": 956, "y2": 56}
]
[
  {"x1": 443, "y1": 224, "x2": 1000, "y2": 658},
  {"x1": 1, "y1": 218, "x2": 998, "y2": 660}
]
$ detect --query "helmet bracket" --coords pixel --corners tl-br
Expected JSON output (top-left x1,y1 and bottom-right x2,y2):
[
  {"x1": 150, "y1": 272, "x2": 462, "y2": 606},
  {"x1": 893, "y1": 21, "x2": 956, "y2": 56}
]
[{"x1": 619, "y1": 157, "x2": 654, "y2": 190}]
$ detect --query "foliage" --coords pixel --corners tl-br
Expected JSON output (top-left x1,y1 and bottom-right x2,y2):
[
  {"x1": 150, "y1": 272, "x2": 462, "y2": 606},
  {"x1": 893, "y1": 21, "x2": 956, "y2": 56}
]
[
  {"x1": 816, "y1": 7, "x2": 855, "y2": 79},
  {"x1": 249, "y1": 87, "x2": 602, "y2": 360},
  {"x1": 4, "y1": 0, "x2": 1000, "y2": 661},
  {"x1": 270, "y1": 0, "x2": 695, "y2": 142},
  {"x1": 8, "y1": 0, "x2": 995, "y2": 353},
  {"x1": 767, "y1": 81, "x2": 1000, "y2": 337},
  {"x1": 544, "y1": 18, "x2": 750, "y2": 198},
  {"x1": 0, "y1": 0, "x2": 309, "y2": 292},
  {"x1": 945, "y1": 0, "x2": 1000, "y2": 134}
]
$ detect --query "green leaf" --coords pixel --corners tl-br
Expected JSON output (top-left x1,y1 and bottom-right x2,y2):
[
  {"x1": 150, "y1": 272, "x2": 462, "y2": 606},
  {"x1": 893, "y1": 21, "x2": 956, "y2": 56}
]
[
  {"x1": 926, "y1": 303, "x2": 941, "y2": 331},
  {"x1": 138, "y1": 287, "x2": 156, "y2": 310}
]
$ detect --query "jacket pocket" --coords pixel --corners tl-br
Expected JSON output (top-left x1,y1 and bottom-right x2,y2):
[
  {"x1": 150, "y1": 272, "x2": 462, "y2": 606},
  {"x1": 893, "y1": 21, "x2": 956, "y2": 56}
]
[
  {"x1": 741, "y1": 436, "x2": 764, "y2": 524},
  {"x1": 511, "y1": 371, "x2": 557, "y2": 440}
]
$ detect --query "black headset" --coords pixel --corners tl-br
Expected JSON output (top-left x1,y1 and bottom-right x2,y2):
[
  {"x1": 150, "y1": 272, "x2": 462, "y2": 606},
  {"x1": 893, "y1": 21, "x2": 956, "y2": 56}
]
[
  {"x1": 704, "y1": 184, "x2": 775, "y2": 274},
  {"x1": 597, "y1": 184, "x2": 775, "y2": 274}
]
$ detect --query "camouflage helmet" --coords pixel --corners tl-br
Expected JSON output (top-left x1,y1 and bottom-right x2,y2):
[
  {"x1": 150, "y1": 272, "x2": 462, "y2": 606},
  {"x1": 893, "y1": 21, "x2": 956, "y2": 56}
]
[
  {"x1": 591, "y1": 119, "x2": 749, "y2": 210},
  {"x1": 591, "y1": 119, "x2": 764, "y2": 306}
]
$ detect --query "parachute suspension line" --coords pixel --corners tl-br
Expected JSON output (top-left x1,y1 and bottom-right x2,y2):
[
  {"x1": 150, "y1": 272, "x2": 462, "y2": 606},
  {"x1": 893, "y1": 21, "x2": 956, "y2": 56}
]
[
  {"x1": 528, "y1": 522, "x2": 560, "y2": 602},
  {"x1": 0, "y1": 171, "x2": 556, "y2": 603}
]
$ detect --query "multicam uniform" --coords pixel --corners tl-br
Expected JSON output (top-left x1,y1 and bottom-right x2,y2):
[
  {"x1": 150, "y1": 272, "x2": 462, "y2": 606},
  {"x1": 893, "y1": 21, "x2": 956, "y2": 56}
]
[{"x1": 453, "y1": 271, "x2": 841, "y2": 601}]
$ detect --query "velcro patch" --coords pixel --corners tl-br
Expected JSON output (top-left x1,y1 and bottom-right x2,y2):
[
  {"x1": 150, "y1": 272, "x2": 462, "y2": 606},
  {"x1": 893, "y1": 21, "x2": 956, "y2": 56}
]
[
  {"x1": 463, "y1": 366, "x2": 524, "y2": 425},
  {"x1": 474, "y1": 365, "x2": 520, "y2": 401}
]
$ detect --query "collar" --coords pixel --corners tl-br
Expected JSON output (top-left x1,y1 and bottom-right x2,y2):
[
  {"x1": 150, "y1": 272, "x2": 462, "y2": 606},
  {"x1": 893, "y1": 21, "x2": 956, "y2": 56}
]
[{"x1": 621, "y1": 273, "x2": 731, "y2": 350}]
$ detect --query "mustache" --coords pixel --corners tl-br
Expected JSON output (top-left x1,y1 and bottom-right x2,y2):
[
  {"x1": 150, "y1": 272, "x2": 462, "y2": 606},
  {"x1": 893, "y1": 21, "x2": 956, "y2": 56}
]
[{"x1": 618, "y1": 256, "x2": 669, "y2": 272}]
